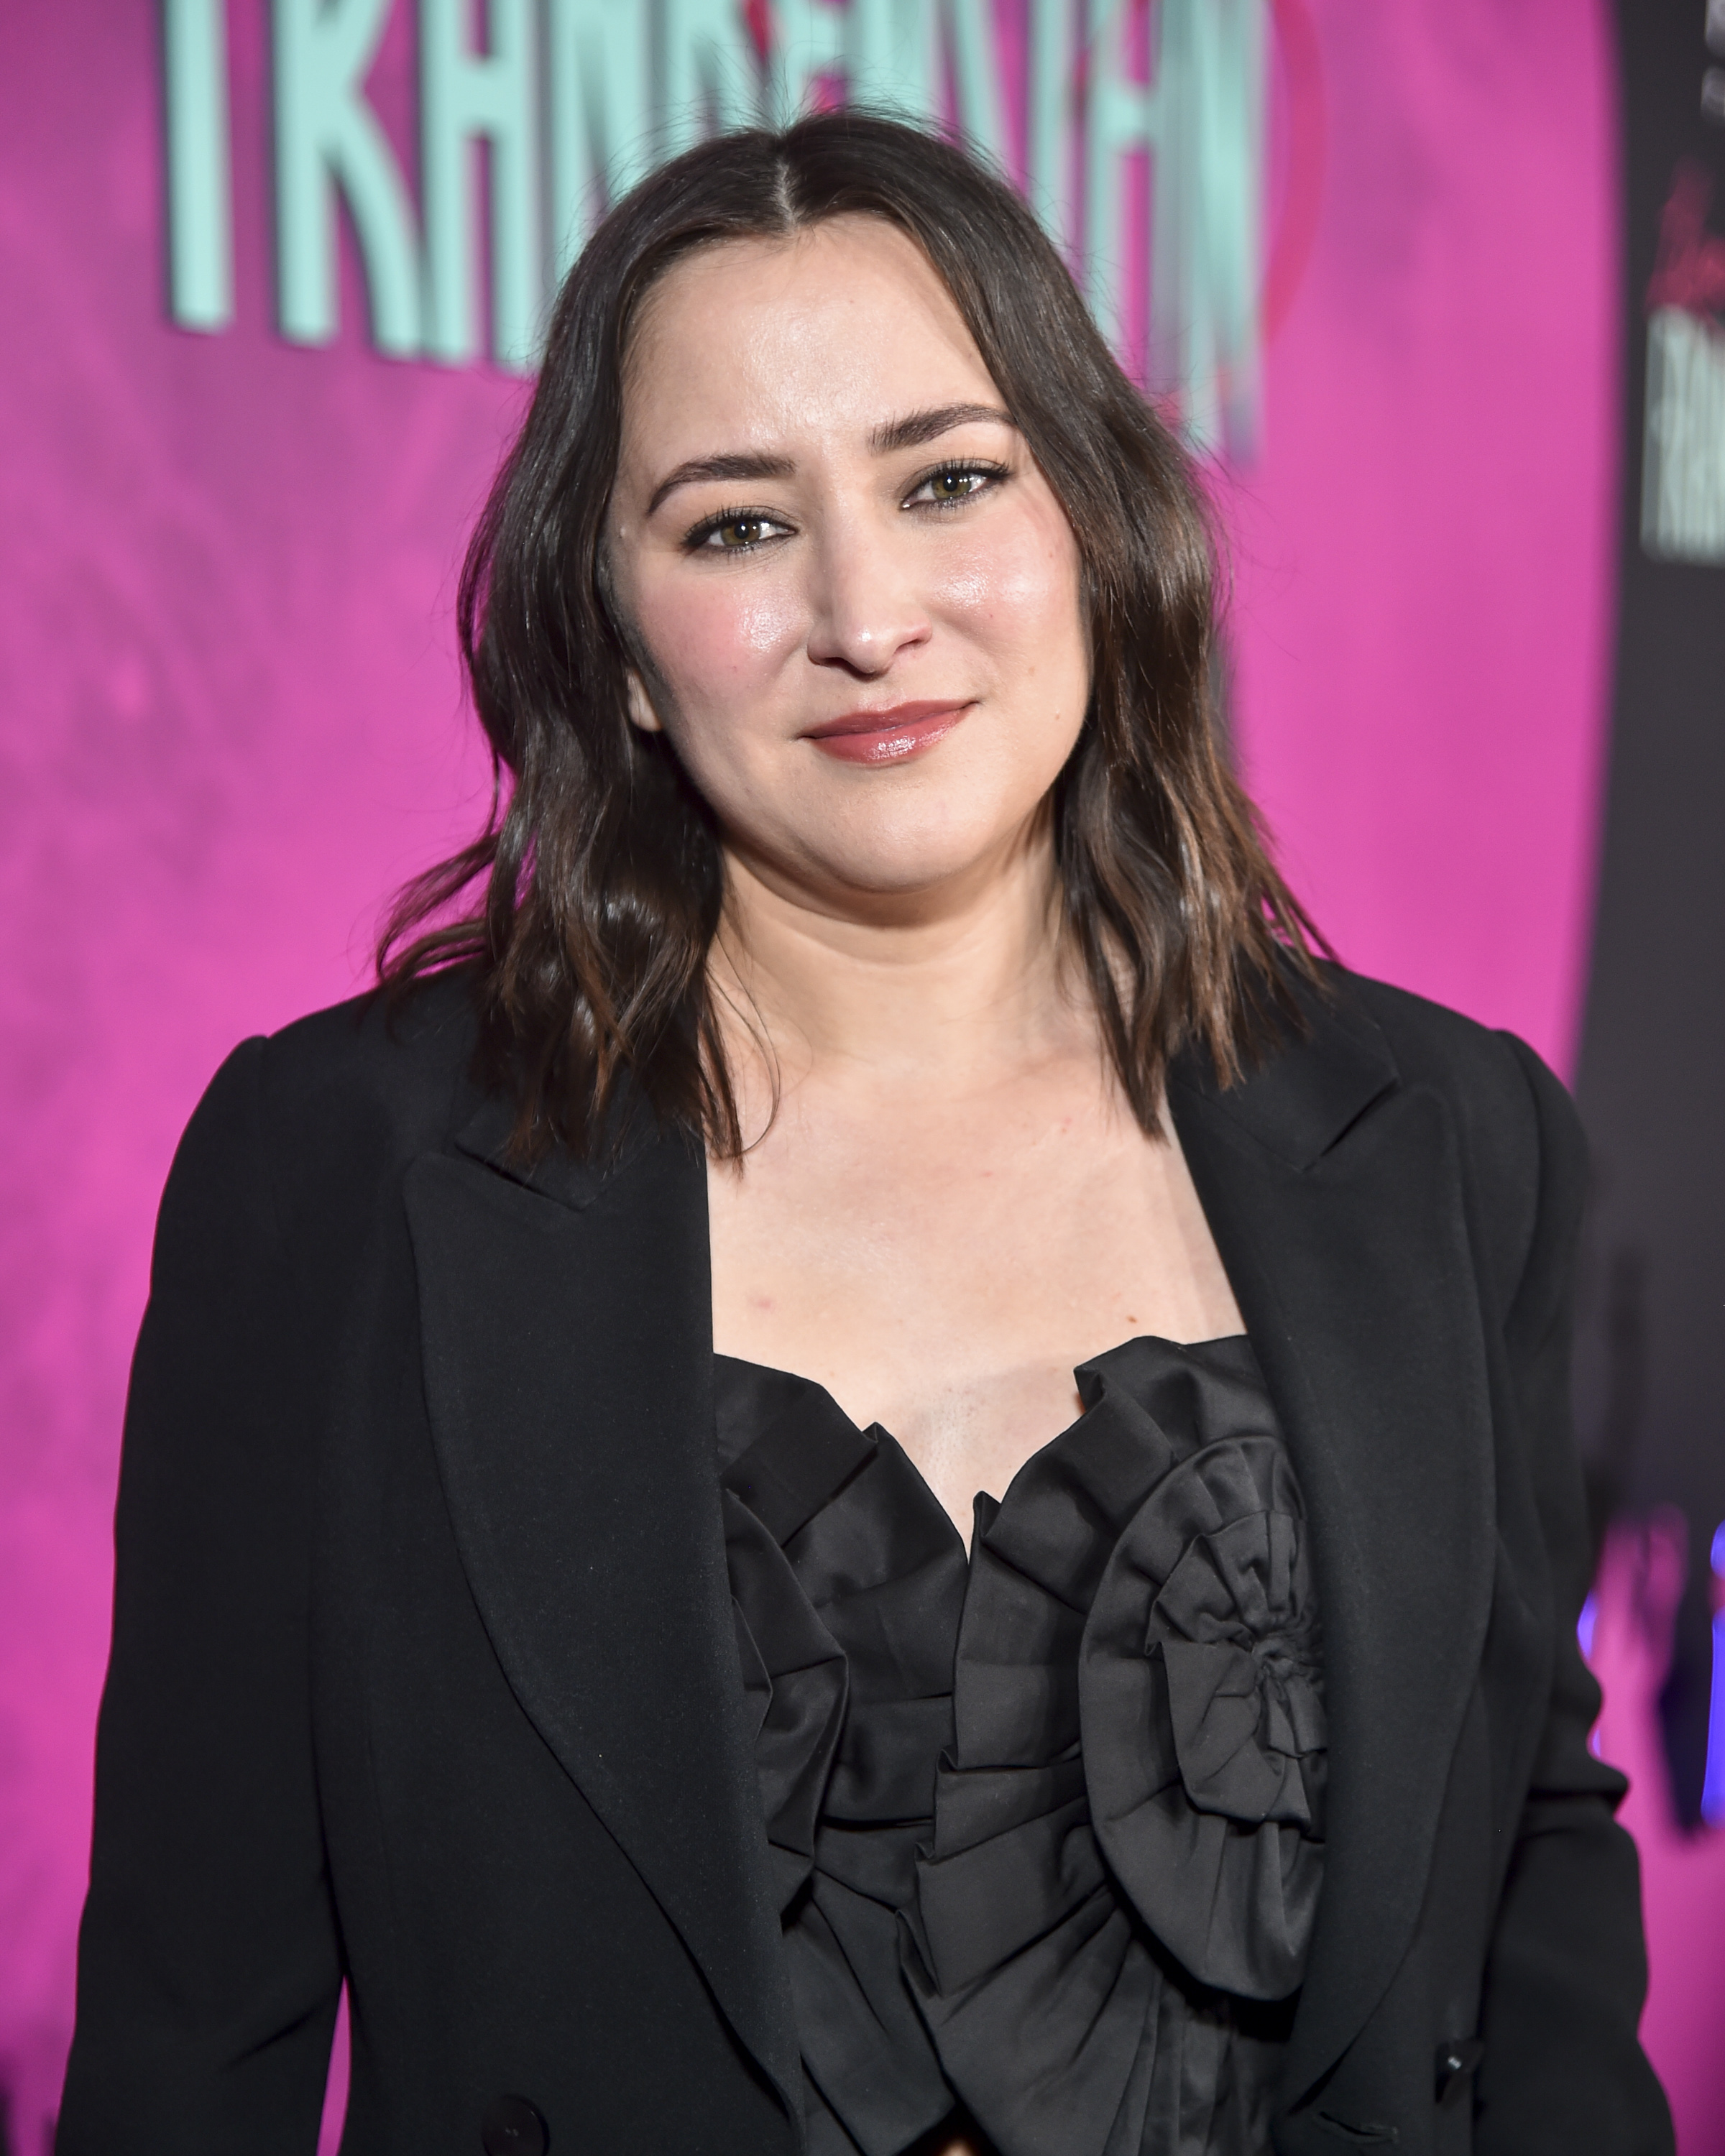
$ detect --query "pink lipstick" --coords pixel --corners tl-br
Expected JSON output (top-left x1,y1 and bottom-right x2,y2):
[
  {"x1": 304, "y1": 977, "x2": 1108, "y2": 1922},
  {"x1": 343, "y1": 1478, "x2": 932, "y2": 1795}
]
[{"x1": 801, "y1": 700, "x2": 972, "y2": 765}]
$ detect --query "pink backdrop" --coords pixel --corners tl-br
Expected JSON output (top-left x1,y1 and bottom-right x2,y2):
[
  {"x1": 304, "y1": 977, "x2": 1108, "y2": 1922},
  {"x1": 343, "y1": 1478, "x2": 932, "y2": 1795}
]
[
  {"x1": 1228, "y1": 1, "x2": 1622, "y2": 1065},
  {"x1": 1, "y1": 1, "x2": 1713, "y2": 2147}
]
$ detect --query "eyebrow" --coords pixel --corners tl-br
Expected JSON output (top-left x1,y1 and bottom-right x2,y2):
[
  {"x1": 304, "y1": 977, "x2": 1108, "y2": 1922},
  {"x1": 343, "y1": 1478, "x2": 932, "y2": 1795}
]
[
  {"x1": 644, "y1": 403, "x2": 1016, "y2": 517},
  {"x1": 647, "y1": 452, "x2": 795, "y2": 517},
  {"x1": 869, "y1": 402, "x2": 1016, "y2": 452}
]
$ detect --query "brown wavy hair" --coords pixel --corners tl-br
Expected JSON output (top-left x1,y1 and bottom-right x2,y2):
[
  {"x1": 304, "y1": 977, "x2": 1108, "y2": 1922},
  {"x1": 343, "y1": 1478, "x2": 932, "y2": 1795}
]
[{"x1": 380, "y1": 108, "x2": 1320, "y2": 1158}]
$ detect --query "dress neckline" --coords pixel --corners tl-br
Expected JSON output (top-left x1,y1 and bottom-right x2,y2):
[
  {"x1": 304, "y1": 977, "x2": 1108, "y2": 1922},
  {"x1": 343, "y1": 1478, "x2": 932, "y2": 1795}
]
[{"x1": 713, "y1": 1331, "x2": 1255, "y2": 1552}]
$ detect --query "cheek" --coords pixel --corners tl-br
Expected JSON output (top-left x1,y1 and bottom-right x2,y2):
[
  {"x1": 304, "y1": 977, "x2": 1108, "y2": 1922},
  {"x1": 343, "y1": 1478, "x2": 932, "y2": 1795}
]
[
  {"x1": 638, "y1": 571, "x2": 804, "y2": 707},
  {"x1": 934, "y1": 513, "x2": 1085, "y2": 666}
]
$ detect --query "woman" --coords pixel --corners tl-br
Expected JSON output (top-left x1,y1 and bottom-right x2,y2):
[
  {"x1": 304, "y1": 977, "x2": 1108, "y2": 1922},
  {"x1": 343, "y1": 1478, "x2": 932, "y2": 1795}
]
[{"x1": 58, "y1": 113, "x2": 1668, "y2": 2156}]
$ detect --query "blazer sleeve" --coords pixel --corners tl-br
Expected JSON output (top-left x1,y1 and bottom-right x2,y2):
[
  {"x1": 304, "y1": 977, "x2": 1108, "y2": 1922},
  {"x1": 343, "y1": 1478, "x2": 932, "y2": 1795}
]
[
  {"x1": 56, "y1": 1038, "x2": 342, "y2": 2155},
  {"x1": 1473, "y1": 1037, "x2": 1672, "y2": 2155}
]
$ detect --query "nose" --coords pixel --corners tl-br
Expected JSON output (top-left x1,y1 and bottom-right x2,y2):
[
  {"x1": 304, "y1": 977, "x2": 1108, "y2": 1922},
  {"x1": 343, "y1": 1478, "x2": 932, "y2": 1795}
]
[{"x1": 803, "y1": 512, "x2": 933, "y2": 678}]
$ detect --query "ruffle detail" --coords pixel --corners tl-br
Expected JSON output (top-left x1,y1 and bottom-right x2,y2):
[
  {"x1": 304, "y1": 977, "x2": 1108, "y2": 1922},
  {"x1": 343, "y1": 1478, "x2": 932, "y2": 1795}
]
[
  {"x1": 1084, "y1": 1431, "x2": 1325, "y2": 2000},
  {"x1": 716, "y1": 1335, "x2": 1322, "y2": 2156},
  {"x1": 911, "y1": 1336, "x2": 1322, "y2": 2156},
  {"x1": 717, "y1": 1357, "x2": 968, "y2": 2156},
  {"x1": 722, "y1": 1486, "x2": 848, "y2": 1911}
]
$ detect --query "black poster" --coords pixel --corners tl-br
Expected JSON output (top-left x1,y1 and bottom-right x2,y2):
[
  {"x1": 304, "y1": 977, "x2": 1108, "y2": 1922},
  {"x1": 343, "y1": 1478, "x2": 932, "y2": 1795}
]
[{"x1": 1576, "y1": 0, "x2": 1725, "y2": 1825}]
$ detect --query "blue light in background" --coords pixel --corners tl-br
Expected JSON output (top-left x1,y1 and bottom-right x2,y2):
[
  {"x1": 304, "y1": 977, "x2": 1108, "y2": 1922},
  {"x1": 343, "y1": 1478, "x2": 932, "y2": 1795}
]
[{"x1": 1702, "y1": 1521, "x2": 1725, "y2": 1830}]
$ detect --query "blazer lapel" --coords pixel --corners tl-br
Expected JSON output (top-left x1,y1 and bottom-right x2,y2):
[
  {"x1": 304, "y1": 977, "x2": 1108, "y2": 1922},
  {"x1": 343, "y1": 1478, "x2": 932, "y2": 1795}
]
[
  {"x1": 402, "y1": 1102, "x2": 799, "y2": 2111},
  {"x1": 1169, "y1": 984, "x2": 1496, "y2": 2102}
]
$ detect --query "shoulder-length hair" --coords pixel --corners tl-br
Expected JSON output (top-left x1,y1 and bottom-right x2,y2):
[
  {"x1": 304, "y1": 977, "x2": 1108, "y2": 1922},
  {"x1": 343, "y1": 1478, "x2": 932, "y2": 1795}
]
[{"x1": 380, "y1": 107, "x2": 1319, "y2": 1159}]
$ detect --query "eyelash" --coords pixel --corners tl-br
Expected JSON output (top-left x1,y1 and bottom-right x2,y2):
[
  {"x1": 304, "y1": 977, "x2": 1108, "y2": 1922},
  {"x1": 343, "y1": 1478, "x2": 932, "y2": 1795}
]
[
  {"x1": 681, "y1": 459, "x2": 1011, "y2": 555},
  {"x1": 906, "y1": 456, "x2": 1011, "y2": 507}
]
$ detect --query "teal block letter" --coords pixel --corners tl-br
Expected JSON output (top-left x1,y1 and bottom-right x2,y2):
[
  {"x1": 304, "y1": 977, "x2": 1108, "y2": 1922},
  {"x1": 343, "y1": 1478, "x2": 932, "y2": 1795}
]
[
  {"x1": 162, "y1": 0, "x2": 234, "y2": 331},
  {"x1": 272, "y1": 0, "x2": 423, "y2": 354},
  {"x1": 661, "y1": 0, "x2": 758, "y2": 157},
  {"x1": 421, "y1": 0, "x2": 542, "y2": 368},
  {"x1": 547, "y1": 0, "x2": 653, "y2": 275}
]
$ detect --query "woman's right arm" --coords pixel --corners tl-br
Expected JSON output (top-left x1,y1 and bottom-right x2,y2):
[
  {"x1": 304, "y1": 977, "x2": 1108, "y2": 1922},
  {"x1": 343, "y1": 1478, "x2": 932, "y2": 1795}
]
[
  {"x1": 1472, "y1": 1037, "x2": 1671, "y2": 2155},
  {"x1": 57, "y1": 1038, "x2": 343, "y2": 2155}
]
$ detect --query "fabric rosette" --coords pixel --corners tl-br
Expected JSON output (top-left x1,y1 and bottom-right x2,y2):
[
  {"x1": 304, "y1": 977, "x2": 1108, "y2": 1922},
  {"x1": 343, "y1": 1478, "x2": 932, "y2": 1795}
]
[
  {"x1": 1082, "y1": 1430, "x2": 1325, "y2": 2001},
  {"x1": 909, "y1": 1335, "x2": 1325, "y2": 2156}
]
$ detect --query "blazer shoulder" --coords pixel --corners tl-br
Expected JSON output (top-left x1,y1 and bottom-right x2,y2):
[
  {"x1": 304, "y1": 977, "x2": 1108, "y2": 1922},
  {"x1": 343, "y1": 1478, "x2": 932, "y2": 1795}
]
[
  {"x1": 254, "y1": 967, "x2": 483, "y2": 1174},
  {"x1": 1328, "y1": 967, "x2": 1585, "y2": 1312},
  {"x1": 1335, "y1": 965, "x2": 1578, "y2": 1143},
  {"x1": 157, "y1": 970, "x2": 489, "y2": 1294},
  {"x1": 1330, "y1": 965, "x2": 1529, "y2": 1095}
]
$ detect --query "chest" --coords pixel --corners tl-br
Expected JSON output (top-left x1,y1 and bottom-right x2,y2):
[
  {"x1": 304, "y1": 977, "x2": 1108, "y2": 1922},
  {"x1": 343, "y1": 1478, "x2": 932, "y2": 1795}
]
[
  {"x1": 386, "y1": 1039, "x2": 1530, "y2": 2141},
  {"x1": 706, "y1": 1077, "x2": 1243, "y2": 1531}
]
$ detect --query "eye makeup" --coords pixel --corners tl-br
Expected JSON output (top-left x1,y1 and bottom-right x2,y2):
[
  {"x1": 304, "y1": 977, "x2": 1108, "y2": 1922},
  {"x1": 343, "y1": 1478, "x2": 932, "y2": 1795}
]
[{"x1": 678, "y1": 457, "x2": 1013, "y2": 556}]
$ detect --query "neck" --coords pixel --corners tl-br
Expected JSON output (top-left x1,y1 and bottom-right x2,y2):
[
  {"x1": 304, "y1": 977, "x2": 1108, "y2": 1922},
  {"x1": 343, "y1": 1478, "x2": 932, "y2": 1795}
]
[{"x1": 709, "y1": 814, "x2": 1095, "y2": 1114}]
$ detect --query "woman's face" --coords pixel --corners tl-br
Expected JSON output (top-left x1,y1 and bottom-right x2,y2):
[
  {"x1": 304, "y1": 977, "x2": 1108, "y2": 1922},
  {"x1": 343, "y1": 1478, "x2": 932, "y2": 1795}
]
[{"x1": 605, "y1": 215, "x2": 1090, "y2": 912}]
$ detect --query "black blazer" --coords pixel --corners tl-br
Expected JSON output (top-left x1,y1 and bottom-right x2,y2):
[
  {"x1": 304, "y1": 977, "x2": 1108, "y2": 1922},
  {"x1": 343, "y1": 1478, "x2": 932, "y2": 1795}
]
[{"x1": 58, "y1": 967, "x2": 1671, "y2": 2156}]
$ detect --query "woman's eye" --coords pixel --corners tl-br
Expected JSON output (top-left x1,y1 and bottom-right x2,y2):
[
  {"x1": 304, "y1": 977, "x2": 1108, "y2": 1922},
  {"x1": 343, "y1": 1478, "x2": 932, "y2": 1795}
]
[
  {"x1": 694, "y1": 509, "x2": 789, "y2": 552},
  {"x1": 909, "y1": 465, "x2": 1000, "y2": 507}
]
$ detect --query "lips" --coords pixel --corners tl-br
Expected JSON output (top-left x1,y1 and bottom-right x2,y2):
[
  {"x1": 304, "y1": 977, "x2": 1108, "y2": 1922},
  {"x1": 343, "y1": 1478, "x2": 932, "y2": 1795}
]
[{"x1": 801, "y1": 700, "x2": 972, "y2": 765}]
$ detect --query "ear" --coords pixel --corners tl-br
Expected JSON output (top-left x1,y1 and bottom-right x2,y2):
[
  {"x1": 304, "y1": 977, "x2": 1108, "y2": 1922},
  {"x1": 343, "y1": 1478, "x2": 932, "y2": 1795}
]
[
  {"x1": 595, "y1": 530, "x2": 663, "y2": 737},
  {"x1": 625, "y1": 668, "x2": 665, "y2": 735}
]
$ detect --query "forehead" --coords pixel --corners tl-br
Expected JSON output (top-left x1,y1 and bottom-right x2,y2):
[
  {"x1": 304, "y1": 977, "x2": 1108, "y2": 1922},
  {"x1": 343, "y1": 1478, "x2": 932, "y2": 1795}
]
[{"x1": 622, "y1": 216, "x2": 998, "y2": 450}]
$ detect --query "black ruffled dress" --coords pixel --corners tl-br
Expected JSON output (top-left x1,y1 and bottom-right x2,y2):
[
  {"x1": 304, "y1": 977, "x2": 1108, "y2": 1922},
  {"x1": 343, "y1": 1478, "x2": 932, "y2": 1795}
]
[{"x1": 715, "y1": 1334, "x2": 1326, "y2": 2156}]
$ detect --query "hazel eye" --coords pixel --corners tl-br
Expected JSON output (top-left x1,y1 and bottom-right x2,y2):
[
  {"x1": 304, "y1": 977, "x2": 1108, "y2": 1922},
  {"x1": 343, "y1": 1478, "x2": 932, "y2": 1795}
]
[
  {"x1": 708, "y1": 515, "x2": 770, "y2": 550},
  {"x1": 907, "y1": 462, "x2": 1004, "y2": 508},
  {"x1": 684, "y1": 507, "x2": 791, "y2": 554}
]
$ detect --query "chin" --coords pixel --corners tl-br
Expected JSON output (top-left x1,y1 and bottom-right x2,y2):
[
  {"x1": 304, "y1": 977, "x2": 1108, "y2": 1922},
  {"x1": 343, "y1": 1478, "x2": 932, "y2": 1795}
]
[{"x1": 800, "y1": 821, "x2": 1039, "y2": 906}]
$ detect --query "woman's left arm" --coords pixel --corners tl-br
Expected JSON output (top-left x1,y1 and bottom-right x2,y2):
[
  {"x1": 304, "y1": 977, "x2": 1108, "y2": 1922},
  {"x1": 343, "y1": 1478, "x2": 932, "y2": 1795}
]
[{"x1": 1472, "y1": 1037, "x2": 1672, "y2": 2156}]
